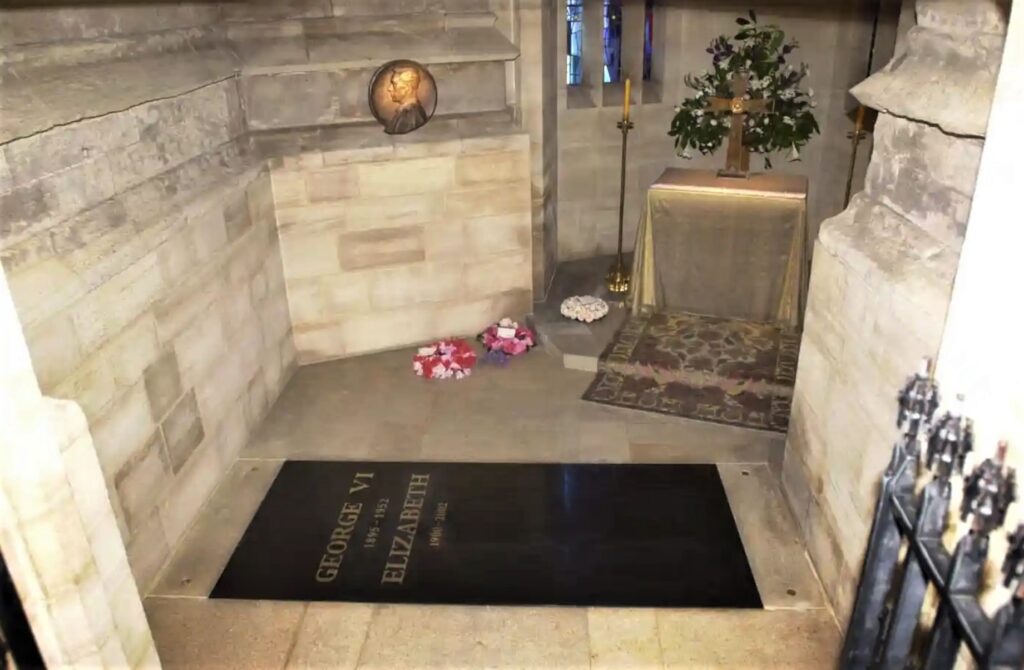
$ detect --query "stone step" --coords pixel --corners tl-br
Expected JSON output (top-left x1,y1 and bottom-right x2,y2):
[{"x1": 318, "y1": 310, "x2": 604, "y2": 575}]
[
  {"x1": 528, "y1": 255, "x2": 630, "y2": 373},
  {"x1": 250, "y1": 110, "x2": 524, "y2": 166},
  {"x1": 0, "y1": 46, "x2": 237, "y2": 144},
  {"x1": 241, "y1": 62, "x2": 509, "y2": 131},
  {"x1": 229, "y1": 16, "x2": 515, "y2": 74},
  {"x1": 232, "y1": 14, "x2": 516, "y2": 132},
  {"x1": 226, "y1": 11, "x2": 496, "y2": 43}
]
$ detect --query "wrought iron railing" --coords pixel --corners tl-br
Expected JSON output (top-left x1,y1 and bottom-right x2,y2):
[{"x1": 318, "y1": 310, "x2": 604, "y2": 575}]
[{"x1": 840, "y1": 362, "x2": 1023, "y2": 669}]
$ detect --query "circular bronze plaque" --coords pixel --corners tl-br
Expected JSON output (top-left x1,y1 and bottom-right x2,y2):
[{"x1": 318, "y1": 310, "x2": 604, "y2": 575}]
[{"x1": 368, "y1": 60, "x2": 438, "y2": 135}]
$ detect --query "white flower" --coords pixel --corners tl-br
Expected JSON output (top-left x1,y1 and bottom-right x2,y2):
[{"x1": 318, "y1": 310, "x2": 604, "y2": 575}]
[
  {"x1": 763, "y1": 117, "x2": 769, "y2": 125},
  {"x1": 695, "y1": 109, "x2": 704, "y2": 117},
  {"x1": 783, "y1": 116, "x2": 794, "y2": 125},
  {"x1": 745, "y1": 60, "x2": 752, "y2": 68},
  {"x1": 710, "y1": 119, "x2": 717, "y2": 126},
  {"x1": 788, "y1": 145, "x2": 800, "y2": 161},
  {"x1": 810, "y1": 101, "x2": 817, "y2": 108},
  {"x1": 674, "y1": 105, "x2": 681, "y2": 112},
  {"x1": 808, "y1": 88, "x2": 815, "y2": 97},
  {"x1": 561, "y1": 295, "x2": 609, "y2": 322},
  {"x1": 696, "y1": 90, "x2": 704, "y2": 98}
]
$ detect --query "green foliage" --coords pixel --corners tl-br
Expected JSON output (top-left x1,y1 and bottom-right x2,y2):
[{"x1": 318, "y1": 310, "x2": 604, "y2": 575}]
[{"x1": 668, "y1": 13, "x2": 819, "y2": 169}]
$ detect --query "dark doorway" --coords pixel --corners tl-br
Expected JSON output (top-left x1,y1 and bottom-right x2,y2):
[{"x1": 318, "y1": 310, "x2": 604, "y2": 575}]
[{"x1": 1, "y1": 549, "x2": 45, "y2": 669}]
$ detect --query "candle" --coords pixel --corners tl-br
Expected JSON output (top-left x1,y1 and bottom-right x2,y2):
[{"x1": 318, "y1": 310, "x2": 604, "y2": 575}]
[{"x1": 623, "y1": 77, "x2": 632, "y2": 121}]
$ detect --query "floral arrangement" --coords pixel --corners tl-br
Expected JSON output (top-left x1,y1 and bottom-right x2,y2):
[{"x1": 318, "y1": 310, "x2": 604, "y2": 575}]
[
  {"x1": 478, "y1": 318, "x2": 535, "y2": 365},
  {"x1": 412, "y1": 339, "x2": 477, "y2": 380},
  {"x1": 668, "y1": 11, "x2": 819, "y2": 168},
  {"x1": 560, "y1": 295, "x2": 609, "y2": 323}
]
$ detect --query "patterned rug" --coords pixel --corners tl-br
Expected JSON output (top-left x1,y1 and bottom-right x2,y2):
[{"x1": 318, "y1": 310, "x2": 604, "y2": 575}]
[{"x1": 582, "y1": 311, "x2": 800, "y2": 432}]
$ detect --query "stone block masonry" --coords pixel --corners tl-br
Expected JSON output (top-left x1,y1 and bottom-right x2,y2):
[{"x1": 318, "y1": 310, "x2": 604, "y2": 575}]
[
  {"x1": 0, "y1": 1, "x2": 528, "y2": 661},
  {"x1": 0, "y1": 81, "x2": 296, "y2": 594},
  {"x1": 267, "y1": 123, "x2": 533, "y2": 362},
  {"x1": 781, "y1": 0, "x2": 1007, "y2": 630}
]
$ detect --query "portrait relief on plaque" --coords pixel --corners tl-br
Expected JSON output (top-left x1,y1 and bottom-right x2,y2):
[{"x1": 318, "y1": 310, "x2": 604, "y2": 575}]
[{"x1": 368, "y1": 60, "x2": 438, "y2": 135}]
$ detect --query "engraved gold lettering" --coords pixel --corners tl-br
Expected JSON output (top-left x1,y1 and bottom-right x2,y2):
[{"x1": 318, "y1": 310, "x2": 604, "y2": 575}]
[
  {"x1": 316, "y1": 567, "x2": 338, "y2": 582},
  {"x1": 381, "y1": 569, "x2": 405, "y2": 584},
  {"x1": 385, "y1": 556, "x2": 409, "y2": 570},
  {"x1": 391, "y1": 534, "x2": 412, "y2": 555},
  {"x1": 349, "y1": 472, "x2": 375, "y2": 494},
  {"x1": 320, "y1": 554, "x2": 343, "y2": 569},
  {"x1": 314, "y1": 501, "x2": 364, "y2": 583},
  {"x1": 379, "y1": 473, "x2": 431, "y2": 585}
]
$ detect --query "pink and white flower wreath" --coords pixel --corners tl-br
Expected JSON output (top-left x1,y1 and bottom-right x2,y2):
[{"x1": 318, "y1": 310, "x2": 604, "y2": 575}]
[
  {"x1": 412, "y1": 339, "x2": 477, "y2": 380},
  {"x1": 478, "y1": 318, "x2": 535, "y2": 358}
]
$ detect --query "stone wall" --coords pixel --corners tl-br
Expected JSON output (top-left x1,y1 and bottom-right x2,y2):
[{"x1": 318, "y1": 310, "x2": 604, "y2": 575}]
[
  {"x1": 224, "y1": 1, "x2": 516, "y2": 131},
  {"x1": 0, "y1": 263, "x2": 158, "y2": 668},
  {"x1": 0, "y1": 4, "x2": 235, "y2": 145},
  {"x1": 1, "y1": 9, "x2": 296, "y2": 592},
  {"x1": 1, "y1": 0, "x2": 536, "y2": 601},
  {"x1": 781, "y1": 0, "x2": 1009, "y2": 628},
  {"x1": 554, "y1": 0, "x2": 878, "y2": 261},
  {"x1": 261, "y1": 117, "x2": 533, "y2": 362},
  {"x1": 496, "y1": 0, "x2": 561, "y2": 298}
]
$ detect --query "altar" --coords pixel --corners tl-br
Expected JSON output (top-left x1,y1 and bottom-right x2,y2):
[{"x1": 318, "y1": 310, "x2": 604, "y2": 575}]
[{"x1": 630, "y1": 168, "x2": 809, "y2": 330}]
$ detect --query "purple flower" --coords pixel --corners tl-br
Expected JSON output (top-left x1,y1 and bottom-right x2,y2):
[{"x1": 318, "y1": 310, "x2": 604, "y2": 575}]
[{"x1": 482, "y1": 350, "x2": 510, "y2": 366}]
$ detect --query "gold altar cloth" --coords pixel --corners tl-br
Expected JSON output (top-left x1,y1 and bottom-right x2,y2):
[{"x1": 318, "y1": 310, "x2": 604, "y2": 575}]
[{"x1": 630, "y1": 168, "x2": 809, "y2": 329}]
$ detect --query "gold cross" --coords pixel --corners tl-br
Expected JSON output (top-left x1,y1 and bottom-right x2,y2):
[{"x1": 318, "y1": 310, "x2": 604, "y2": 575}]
[{"x1": 705, "y1": 72, "x2": 772, "y2": 177}]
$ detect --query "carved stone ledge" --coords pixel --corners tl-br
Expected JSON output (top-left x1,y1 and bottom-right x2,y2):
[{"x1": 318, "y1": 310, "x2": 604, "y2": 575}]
[
  {"x1": 852, "y1": 0, "x2": 1008, "y2": 138},
  {"x1": 852, "y1": 24, "x2": 1005, "y2": 137}
]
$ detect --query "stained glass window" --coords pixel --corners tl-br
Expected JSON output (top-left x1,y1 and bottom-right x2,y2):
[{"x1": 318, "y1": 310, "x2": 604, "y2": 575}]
[
  {"x1": 643, "y1": 0, "x2": 654, "y2": 81},
  {"x1": 603, "y1": 0, "x2": 622, "y2": 83},
  {"x1": 567, "y1": 0, "x2": 584, "y2": 85},
  {"x1": 569, "y1": 0, "x2": 654, "y2": 87}
]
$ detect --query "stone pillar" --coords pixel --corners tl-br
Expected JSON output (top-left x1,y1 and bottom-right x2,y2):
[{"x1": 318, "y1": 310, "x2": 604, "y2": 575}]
[
  {"x1": 516, "y1": 0, "x2": 560, "y2": 298},
  {"x1": 781, "y1": 0, "x2": 1009, "y2": 628},
  {"x1": 935, "y1": 0, "x2": 1023, "y2": 607},
  {"x1": 0, "y1": 264, "x2": 158, "y2": 666}
]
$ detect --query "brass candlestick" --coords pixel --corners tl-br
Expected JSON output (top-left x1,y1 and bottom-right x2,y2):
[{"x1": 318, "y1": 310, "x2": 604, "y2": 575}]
[{"x1": 606, "y1": 117, "x2": 634, "y2": 294}]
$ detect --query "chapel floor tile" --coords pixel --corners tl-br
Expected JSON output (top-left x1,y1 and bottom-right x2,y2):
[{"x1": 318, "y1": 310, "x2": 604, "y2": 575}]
[
  {"x1": 145, "y1": 344, "x2": 839, "y2": 669},
  {"x1": 656, "y1": 609, "x2": 841, "y2": 670},
  {"x1": 285, "y1": 603, "x2": 374, "y2": 670},
  {"x1": 242, "y1": 345, "x2": 785, "y2": 467},
  {"x1": 144, "y1": 598, "x2": 306, "y2": 670},
  {"x1": 588, "y1": 607, "x2": 664, "y2": 669},
  {"x1": 356, "y1": 604, "x2": 591, "y2": 669}
]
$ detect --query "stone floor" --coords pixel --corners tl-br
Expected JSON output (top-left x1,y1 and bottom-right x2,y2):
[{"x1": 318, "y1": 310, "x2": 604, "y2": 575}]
[{"x1": 145, "y1": 346, "x2": 840, "y2": 669}]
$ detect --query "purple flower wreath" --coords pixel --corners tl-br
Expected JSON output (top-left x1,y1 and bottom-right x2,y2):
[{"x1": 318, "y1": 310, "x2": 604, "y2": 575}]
[{"x1": 477, "y1": 318, "x2": 536, "y2": 366}]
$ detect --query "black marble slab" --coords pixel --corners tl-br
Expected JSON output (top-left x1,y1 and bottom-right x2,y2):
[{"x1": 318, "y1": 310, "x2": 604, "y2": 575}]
[{"x1": 212, "y1": 461, "x2": 762, "y2": 608}]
